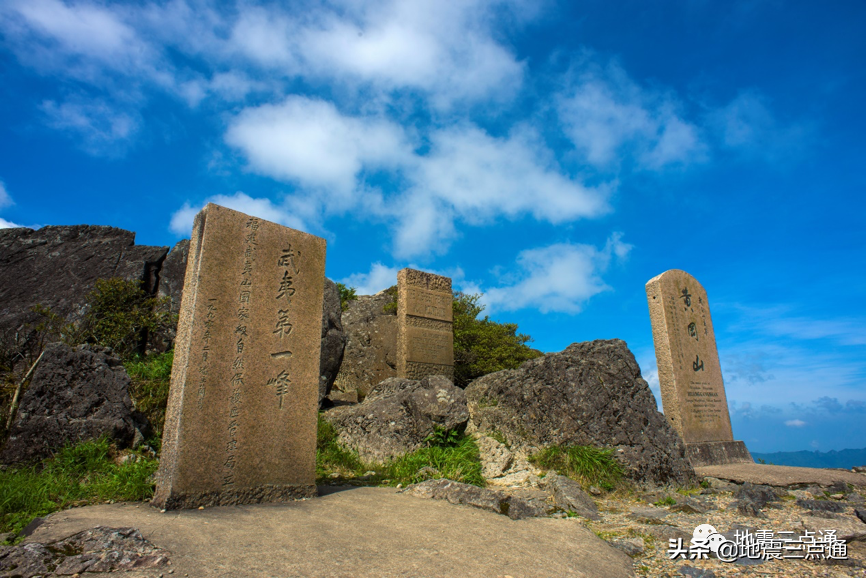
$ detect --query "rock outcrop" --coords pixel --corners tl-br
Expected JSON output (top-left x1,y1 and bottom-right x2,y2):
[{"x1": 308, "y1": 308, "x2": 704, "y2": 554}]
[
  {"x1": 322, "y1": 375, "x2": 468, "y2": 462},
  {"x1": 0, "y1": 226, "x2": 168, "y2": 354},
  {"x1": 402, "y1": 479, "x2": 553, "y2": 520},
  {"x1": 0, "y1": 527, "x2": 169, "y2": 577},
  {"x1": 0, "y1": 343, "x2": 149, "y2": 464},
  {"x1": 329, "y1": 289, "x2": 398, "y2": 401},
  {"x1": 540, "y1": 473, "x2": 602, "y2": 520},
  {"x1": 319, "y1": 278, "x2": 347, "y2": 406},
  {"x1": 156, "y1": 239, "x2": 189, "y2": 317},
  {"x1": 465, "y1": 339, "x2": 696, "y2": 486}
]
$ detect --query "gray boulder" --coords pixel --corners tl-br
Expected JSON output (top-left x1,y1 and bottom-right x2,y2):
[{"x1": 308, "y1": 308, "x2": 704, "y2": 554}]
[
  {"x1": 0, "y1": 343, "x2": 148, "y2": 464},
  {"x1": 150, "y1": 239, "x2": 189, "y2": 351},
  {"x1": 796, "y1": 499, "x2": 847, "y2": 513},
  {"x1": 156, "y1": 239, "x2": 189, "y2": 317},
  {"x1": 0, "y1": 226, "x2": 167, "y2": 360},
  {"x1": 319, "y1": 278, "x2": 347, "y2": 406},
  {"x1": 734, "y1": 483, "x2": 781, "y2": 508},
  {"x1": 329, "y1": 289, "x2": 398, "y2": 401},
  {"x1": 465, "y1": 339, "x2": 696, "y2": 486},
  {"x1": 0, "y1": 527, "x2": 168, "y2": 577},
  {"x1": 322, "y1": 375, "x2": 468, "y2": 462},
  {"x1": 402, "y1": 479, "x2": 551, "y2": 520},
  {"x1": 539, "y1": 473, "x2": 600, "y2": 520}
]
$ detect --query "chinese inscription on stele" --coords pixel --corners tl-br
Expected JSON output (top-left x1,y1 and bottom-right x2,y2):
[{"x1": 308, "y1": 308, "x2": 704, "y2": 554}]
[
  {"x1": 152, "y1": 203, "x2": 326, "y2": 510},
  {"x1": 646, "y1": 269, "x2": 753, "y2": 467},
  {"x1": 396, "y1": 268, "x2": 454, "y2": 381}
]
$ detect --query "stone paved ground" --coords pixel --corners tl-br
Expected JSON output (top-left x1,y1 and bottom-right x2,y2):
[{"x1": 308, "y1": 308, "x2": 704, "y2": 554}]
[{"x1": 554, "y1": 483, "x2": 866, "y2": 578}]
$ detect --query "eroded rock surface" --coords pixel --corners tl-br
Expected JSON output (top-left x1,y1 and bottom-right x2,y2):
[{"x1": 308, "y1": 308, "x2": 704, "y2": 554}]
[
  {"x1": 0, "y1": 343, "x2": 148, "y2": 464},
  {"x1": 319, "y1": 278, "x2": 347, "y2": 405},
  {"x1": 539, "y1": 473, "x2": 601, "y2": 520},
  {"x1": 402, "y1": 478, "x2": 552, "y2": 520},
  {"x1": 329, "y1": 289, "x2": 397, "y2": 400},
  {"x1": 322, "y1": 375, "x2": 468, "y2": 462},
  {"x1": 0, "y1": 526, "x2": 168, "y2": 578},
  {"x1": 465, "y1": 339, "x2": 696, "y2": 486},
  {"x1": 0, "y1": 226, "x2": 167, "y2": 355}
]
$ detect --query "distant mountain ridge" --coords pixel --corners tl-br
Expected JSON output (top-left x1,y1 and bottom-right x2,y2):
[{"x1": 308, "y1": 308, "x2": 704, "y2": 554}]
[{"x1": 751, "y1": 448, "x2": 866, "y2": 469}]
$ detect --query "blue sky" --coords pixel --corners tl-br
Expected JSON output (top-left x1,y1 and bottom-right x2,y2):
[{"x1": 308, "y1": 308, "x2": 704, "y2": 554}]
[{"x1": 0, "y1": 0, "x2": 863, "y2": 453}]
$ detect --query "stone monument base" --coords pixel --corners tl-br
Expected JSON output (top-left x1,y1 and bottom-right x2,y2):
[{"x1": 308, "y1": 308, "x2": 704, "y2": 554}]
[
  {"x1": 152, "y1": 483, "x2": 317, "y2": 510},
  {"x1": 685, "y1": 440, "x2": 753, "y2": 467}
]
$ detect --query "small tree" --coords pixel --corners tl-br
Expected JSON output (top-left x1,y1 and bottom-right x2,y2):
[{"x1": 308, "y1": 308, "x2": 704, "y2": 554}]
[
  {"x1": 336, "y1": 282, "x2": 358, "y2": 312},
  {"x1": 452, "y1": 292, "x2": 542, "y2": 388}
]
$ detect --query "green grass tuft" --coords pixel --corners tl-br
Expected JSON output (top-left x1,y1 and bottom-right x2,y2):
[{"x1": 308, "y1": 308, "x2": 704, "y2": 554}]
[
  {"x1": 0, "y1": 437, "x2": 158, "y2": 536},
  {"x1": 529, "y1": 444, "x2": 624, "y2": 491},
  {"x1": 316, "y1": 415, "x2": 367, "y2": 480},
  {"x1": 316, "y1": 414, "x2": 484, "y2": 487},
  {"x1": 381, "y1": 435, "x2": 485, "y2": 487}
]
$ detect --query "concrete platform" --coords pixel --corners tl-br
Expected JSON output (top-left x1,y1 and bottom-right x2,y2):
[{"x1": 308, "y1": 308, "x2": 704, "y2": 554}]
[
  {"x1": 24, "y1": 486, "x2": 636, "y2": 578},
  {"x1": 695, "y1": 463, "x2": 866, "y2": 488}
]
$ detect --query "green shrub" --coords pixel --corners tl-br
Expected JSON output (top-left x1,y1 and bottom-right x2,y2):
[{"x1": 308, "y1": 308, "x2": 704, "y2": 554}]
[
  {"x1": 336, "y1": 283, "x2": 358, "y2": 312},
  {"x1": 27, "y1": 278, "x2": 176, "y2": 361},
  {"x1": 79, "y1": 278, "x2": 176, "y2": 359},
  {"x1": 423, "y1": 425, "x2": 462, "y2": 448},
  {"x1": 529, "y1": 445, "x2": 624, "y2": 491},
  {"x1": 452, "y1": 292, "x2": 542, "y2": 388},
  {"x1": 125, "y1": 350, "x2": 174, "y2": 439},
  {"x1": 382, "y1": 285, "x2": 398, "y2": 314},
  {"x1": 0, "y1": 437, "x2": 158, "y2": 536}
]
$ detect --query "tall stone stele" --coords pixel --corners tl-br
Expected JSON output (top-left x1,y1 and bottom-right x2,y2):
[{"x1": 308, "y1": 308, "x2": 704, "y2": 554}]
[
  {"x1": 152, "y1": 204, "x2": 326, "y2": 509},
  {"x1": 396, "y1": 268, "x2": 454, "y2": 380},
  {"x1": 645, "y1": 269, "x2": 752, "y2": 467}
]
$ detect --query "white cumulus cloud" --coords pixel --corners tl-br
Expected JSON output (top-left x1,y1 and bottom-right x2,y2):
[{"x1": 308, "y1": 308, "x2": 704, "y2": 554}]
[
  {"x1": 40, "y1": 99, "x2": 138, "y2": 156},
  {"x1": 225, "y1": 96, "x2": 411, "y2": 200},
  {"x1": 340, "y1": 262, "x2": 402, "y2": 296},
  {"x1": 0, "y1": 180, "x2": 13, "y2": 210},
  {"x1": 481, "y1": 233, "x2": 633, "y2": 314},
  {"x1": 557, "y1": 63, "x2": 706, "y2": 171},
  {"x1": 785, "y1": 419, "x2": 807, "y2": 427}
]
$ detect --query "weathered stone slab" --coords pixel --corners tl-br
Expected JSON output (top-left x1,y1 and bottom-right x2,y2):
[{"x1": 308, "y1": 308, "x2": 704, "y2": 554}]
[
  {"x1": 404, "y1": 326, "x2": 453, "y2": 366},
  {"x1": 152, "y1": 204, "x2": 325, "y2": 509},
  {"x1": 646, "y1": 269, "x2": 751, "y2": 466},
  {"x1": 397, "y1": 269, "x2": 453, "y2": 381}
]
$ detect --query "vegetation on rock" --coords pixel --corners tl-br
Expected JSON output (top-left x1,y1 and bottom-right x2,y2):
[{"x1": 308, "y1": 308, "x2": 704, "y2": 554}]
[
  {"x1": 381, "y1": 285, "x2": 398, "y2": 314},
  {"x1": 452, "y1": 292, "x2": 542, "y2": 388},
  {"x1": 530, "y1": 445, "x2": 625, "y2": 491},
  {"x1": 340, "y1": 284, "x2": 542, "y2": 387},
  {"x1": 0, "y1": 437, "x2": 158, "y2": 537},
  {"x1": 316, "y1": 413, "x2": 484, "y2": 487},
  {"x1": 29, "y1": 277, "x2": 176, "y2": 361},
  {"x1": 336, "y1": 282, "x2": 357, "y2": 312}
]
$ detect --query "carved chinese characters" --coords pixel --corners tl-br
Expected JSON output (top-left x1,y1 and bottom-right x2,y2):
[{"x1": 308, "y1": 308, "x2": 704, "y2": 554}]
[
  {"x1": 397, "y1": 269, "x2": 454, "y2": 380},
  {"x1": 646, "y1": 270, "x2": 752, "y2": 467},
  {"x1": 153, "y1": 204, "x2": 325, "y2": 509}
]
